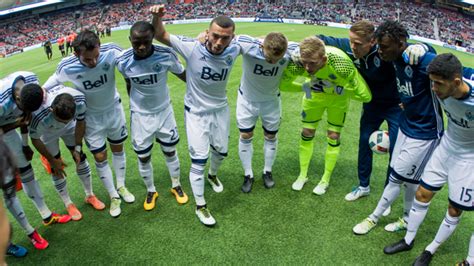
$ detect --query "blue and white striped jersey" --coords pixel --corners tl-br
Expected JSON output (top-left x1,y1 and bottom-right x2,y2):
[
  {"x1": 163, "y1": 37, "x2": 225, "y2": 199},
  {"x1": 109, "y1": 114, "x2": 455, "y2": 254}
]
[
  {"x1": 116, "y1": 45, "x2": 184, "y2": 114},
  {"x1": 43, "y1": 43, "x2": 122, "y2": 114}
]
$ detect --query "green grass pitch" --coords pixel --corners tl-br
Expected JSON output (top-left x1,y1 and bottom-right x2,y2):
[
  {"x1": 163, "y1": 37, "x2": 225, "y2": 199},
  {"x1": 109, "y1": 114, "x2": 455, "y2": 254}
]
[{"x1": 1, "y1": 23, "x2": 473, "y2": 265}]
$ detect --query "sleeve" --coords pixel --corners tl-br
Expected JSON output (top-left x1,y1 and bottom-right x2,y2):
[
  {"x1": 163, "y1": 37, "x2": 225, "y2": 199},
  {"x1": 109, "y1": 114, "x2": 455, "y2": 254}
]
[
  {"x1": 235, "y1": 35, "x2": 259, "y2": 55},
  {"x1": 169, "y1": 34, "x2": 196, "y2": 60},
  {"x1": 330, "y1": 53, "x2": 371, "y2": 102},
  {"x1": 168, "y1": 49, "x2": 185, "y2": 74},
  {"x1": 346, "y1": 70, "x2": 372, "y2": 103},
  {"x1": 28, "y1": 117, "x2": 42, "y2": 139},
  {"x1": 74, "y1": 95, "x2": 87, "y2": 121},
  {"x1": 318, "y1": 35, "x2": 351, "y2": 52},
  {"x1": 21, "y1": 72, "x2": 39, "y2": 85},
  {"x1": 43, "y1": 72, "x2": 64, "y2": 91}
]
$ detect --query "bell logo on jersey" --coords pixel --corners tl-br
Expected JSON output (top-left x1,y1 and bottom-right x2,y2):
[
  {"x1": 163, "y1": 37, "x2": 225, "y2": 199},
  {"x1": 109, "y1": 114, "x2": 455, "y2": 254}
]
[
  {"x1": 253, "y1": 64, "x2": 279, "y2": 76},
  {"x1": 131, "y1": 74, "x2": 158, "y2": 85},
  {"x1": 201, "y1": 67, "x2": 228, "y2": 81},
  {"x1": 396, "y1": 78, "x2": 414, "y2": 97},
  {"x1": 83, "y1": 74, "x2": 108, "y2": 90},
  {"x1": 446, "y1": 110, "x2": 470, "y2": 128}
]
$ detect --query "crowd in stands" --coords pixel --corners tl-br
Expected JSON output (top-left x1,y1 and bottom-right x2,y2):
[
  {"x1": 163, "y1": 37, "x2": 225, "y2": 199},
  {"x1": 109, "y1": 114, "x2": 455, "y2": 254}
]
[{"x1": 0, "y1": 1, "x2": 472, "y2": 56}]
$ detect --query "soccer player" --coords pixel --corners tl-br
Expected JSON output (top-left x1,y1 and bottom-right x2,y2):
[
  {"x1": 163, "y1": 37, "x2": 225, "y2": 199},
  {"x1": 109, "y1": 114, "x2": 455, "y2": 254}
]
[
  {"x1": 29, "y1": 85, "x2": 106, "y2": 220},
  {"x1": 43, "y1": 40, "x2": 53, "y2": 61},
  {"x1": 151, "y1": 5, "x2": 241, "y2": 226},
  {"x1": 382, "y1": 54, "x2": 474, "y2": 265},
  {"x1": 290, "y1": 36, "x2": 371, "y2": 195},
  {"x1": 353, "y1": 20, "x2": 443, "y2": 235},
  {"x1": 43, "y1": 30, "x2": 134, "y2": 218},
  {"x1": 57, "y1": 36, "x2": 66, "y2": 57},
  {"x1": 1, "y1": 72, "x2": 71, "y2": 249},
  {"x1": 116, "y1": 21, "x2": 188, "y2": 211}
]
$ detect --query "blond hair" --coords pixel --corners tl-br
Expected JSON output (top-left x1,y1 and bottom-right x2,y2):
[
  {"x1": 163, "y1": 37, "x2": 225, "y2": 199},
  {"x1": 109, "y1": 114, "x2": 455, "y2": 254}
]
[
  {"x1": 350, "y1": 20, "x2": 375, "y2": 40},
  {"x1": 299, "y1": 36, "x2": 325, "y2": 59},
  {"x1": 263, "y1": 32, "x2": 288, "y2": 56}
]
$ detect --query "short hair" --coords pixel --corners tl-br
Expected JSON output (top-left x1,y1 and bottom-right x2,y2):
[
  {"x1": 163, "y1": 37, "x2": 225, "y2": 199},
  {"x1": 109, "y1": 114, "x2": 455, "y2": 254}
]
[
  {"x1": 20, "y1": 83, "x2": 43, "y2": 112},
  {"x1": 299, "y1": 36, "x2": 325, "y2": 59},
  {"x1": 130, "y1": 21, "x2": 155, "y2": 36},
  {"x1": 52, "y1": 93, "x2": 76, "y2": 121},
  {"x1": 72, "y1": 30, "x2": 100, "y2": 53},
  {"x1": 263, "y1": 32, "x2": 288, "y2": 56},
  {"x1": 0, "y1": 133, "x2": 16, "y2": 186},
  {"x1": 210, "y1": 16, "x2": 235, "y2": 31},
  {"x1": 427, "y1": 53, "x2": 463, "y2": 80},
  {"x1": 350, "y1": 20, "x2": 375, "y2": 40},
  {"x1": 374, "y1": 20, "x2": 409, "y2": 43}
]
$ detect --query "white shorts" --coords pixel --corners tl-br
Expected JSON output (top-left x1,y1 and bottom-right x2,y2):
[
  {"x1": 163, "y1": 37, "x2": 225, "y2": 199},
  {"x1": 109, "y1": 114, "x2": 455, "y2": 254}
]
[
  {"x1": 131, "y1": 105, "x2": 179, "y2": 158},
  {"x1": 389, "y1": 129, "x2": 440, "y2": 184},
  {"x1": 236, "y1": 92, "x2": 281, "y2": 134},
  {"x1": 85, "y1": 100, "x2": 128, "y2": 153},
  {"x1": 3, "y1": 129, "x2": 28, "y2": 168},
  {"x1": 42, "y1": 127, "x2": 76, "y2": 157},
  {"x1": 185, "y1": 106, "x2": 230, "y2": 163},
  {"x1": 420, "y1": 140, "x2": 474, "y2": 211}
]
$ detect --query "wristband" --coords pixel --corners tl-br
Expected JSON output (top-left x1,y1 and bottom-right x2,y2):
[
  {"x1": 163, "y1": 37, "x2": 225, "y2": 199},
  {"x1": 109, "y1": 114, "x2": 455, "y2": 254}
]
[
  {"x1": 21, "y1": 133, "x2": 28, "y2": 146},
  {"x1": 74, "y1": 145, "x2": 82, "y2": 153}
]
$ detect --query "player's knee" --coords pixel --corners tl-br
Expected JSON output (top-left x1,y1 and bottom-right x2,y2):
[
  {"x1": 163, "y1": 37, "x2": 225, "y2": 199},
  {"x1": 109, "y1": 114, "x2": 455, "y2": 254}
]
[
  {"x1": 110, "y1": 143, "x2": 123, "y2": 153},
  {"x1": 240, "y1": 131, "x2": 253, "y2": 139},
  {"x1": 162, "y1": 150, "x2": 175, "y2": 158},
  {"x1": 415, "y1": 186, "x2": 434, "y2": 203},
  {"x1": 448, "y1": 204, "x2": 463, "y2": 217},
  {"x1": 138, "y1": 156, "x2": 151, "y2": 164},
  {"x1": 302, "y1": 128, "x2": 315, "y2": 138},
  {"x1": 263, "y1": 132, "x2": 276, "y2": 140},
  {"x1": 93, "y1": 151, "x2": 107, "y2": 162},
  {"x1": 327, "y1": 131, "x2": 340, "y2": 141}
]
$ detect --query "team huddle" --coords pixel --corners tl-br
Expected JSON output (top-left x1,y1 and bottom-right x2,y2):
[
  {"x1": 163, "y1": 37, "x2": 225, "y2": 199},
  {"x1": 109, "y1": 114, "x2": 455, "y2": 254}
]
[{"x1": 1, "y1": 4, "x2": 473, "y2": 265}]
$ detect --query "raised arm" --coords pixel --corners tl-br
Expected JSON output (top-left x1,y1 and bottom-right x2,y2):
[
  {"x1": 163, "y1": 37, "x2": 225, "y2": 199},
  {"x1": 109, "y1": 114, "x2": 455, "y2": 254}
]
[{"x1": 150, "y1": 5, "x2": 171, "y2": 47}]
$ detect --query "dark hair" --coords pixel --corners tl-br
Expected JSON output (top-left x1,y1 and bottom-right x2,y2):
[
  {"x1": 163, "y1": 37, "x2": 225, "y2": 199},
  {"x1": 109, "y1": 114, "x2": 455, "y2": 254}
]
[
  {"x1": 72, "y1": 30, "x2": 100, "y2": 53},
  {"x1": 427, "y1": 53, "x2": 463, "y2": 80},
  {"x1": 130, "y1": 21, "x2": 155, "y2": 36},
  {"x1": 0, "y1": 133, "x2": 16, "y2": 186},
  {"x1": 20, "y1": 83, "x2": 43, "y2": 112},
  {"x1": 374, "y1": 20, "x2": 409, "y2": 43},
  {"x1": 52, "y1": 93, "x2": 76, "y2": 121},
  {"x1": 210, "y1": 16, "x2": 235, "y2": 31}
]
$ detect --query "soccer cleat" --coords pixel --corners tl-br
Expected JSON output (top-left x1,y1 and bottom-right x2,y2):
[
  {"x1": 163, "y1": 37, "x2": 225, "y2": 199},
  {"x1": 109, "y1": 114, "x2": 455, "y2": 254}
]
[
  {"x1": 292, "y1": 176, "x2": 308, "y2": 191},
  {"x1": 313, "y1": 181, "x2": 329, "y2": 195},
  {"x1": 241, "y1": 175, "x2": 254, "y2": 193},
  {"x1": 195, "y1": 206, "x2": 216, "y2": 226},
  {"x1": 28, "y1": 230, "x2": 49, "y2": 250},
  {"x1": 109, "y1": 197, "x2": 122, "y2": 218},
  {"x1": 43, "y1": 213, "x2": 71, "y2": 226},
  {"x1": 144, "y1": 191, "x2": 158, "y2": 211},
  {"x1": 85, "y1": 195, "x2": 106, "y2": 210},
  {"x1": 170, "y1": 186, "x2": 188, "y2": 204},
  {"x1": 353, "y1": 218, "x2": 377, "y2": 235},
  {"x1": 117, "y1": 186, "x2": 135, "y2": 203},
  {"x1": 262, "y1": 171, "x2": 275, "y2": 188},
  {"x1": 207, "y1": 174, "x2": 223, "y2": 193},
  {"x1": 66, "y1": 203, "x2": 82, "y2": 221},
  {"x1": 456, "y1": 260, "x2": 470, "y2": 266},
  {"x1": 6, "y1": 243, "x2": 28, "y2": 257},
  {"x1": 40, "y1": 155, "x2": 52, "y2": 174},
  {"x1": 383, "y1": 205, "x2": 392, "y2": 217},
  {"x1": 384, "y1": 218, "x2": 407, "y2": 232},
  {"x1": 383, "y1": 238, "x2": 414, "y2": 254},
  {"x1": 344, "y1": 186, "x2": 370, "y2": 201},
  {"x1": 413, "y1": 250, "x2": 433, "y2": 266}
]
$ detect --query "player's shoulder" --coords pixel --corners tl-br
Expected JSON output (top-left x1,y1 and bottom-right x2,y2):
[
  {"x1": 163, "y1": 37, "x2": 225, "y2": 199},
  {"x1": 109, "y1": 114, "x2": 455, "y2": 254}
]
[
  {"x1": 326, "y1": 46, "x2": 355, "y2": 78},
  {"x1": 57, "y1": 55, "x2": 80, "y2": 73},
  {"x1": 236, "y1": 35, "x2": 261, "y2": 45},
  {"x1": 100, "y1": 42, "x2": 122, "y2": 53},
  {"x1": 116, "y1": 48, "x2": 134, "y2": 64},
  {"x1": 172, "y1": 34, "x2": 197, "y2": 43},
  {"x1": 30, "y1": 105, "x2": 51, "y2": 128}
]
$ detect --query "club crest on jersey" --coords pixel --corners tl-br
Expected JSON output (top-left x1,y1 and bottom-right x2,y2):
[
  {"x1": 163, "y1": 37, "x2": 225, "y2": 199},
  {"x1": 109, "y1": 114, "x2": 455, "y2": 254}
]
[
  {"x1": 404, "y1": 65, "x2": 413, "y2": 78},
  {"x1": 153, "y1": 64, "x2": 162, "y2": 72},
  {"x1": 354, "y1": 59, "x2": 361, "y2": 68},
  {"x1": 102, "y1": 63, "x2": 110, "y2": 71},
  {"x1": 466, "y1": 111, "x2": 474, "y2": 121},
  {"x1": 279, "y1": 59, "x2": 286, "y2": 65},
  {"x1": 374, "y1": 56, "x2": 381, "y2": 68},
  {"x1": 225, "y1": 55, "x2": 233, "y2": 66}
]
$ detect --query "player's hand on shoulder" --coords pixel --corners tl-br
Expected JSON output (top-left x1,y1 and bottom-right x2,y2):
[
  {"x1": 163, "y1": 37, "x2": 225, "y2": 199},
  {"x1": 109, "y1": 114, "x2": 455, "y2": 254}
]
[
  {"x1": 402, "y1": 43, "x2": 428, "y2": 65},
  {"x1": 196, "y1": 31, "x2": 207, "y2": 44},
  {"x1": 150, "y1": 5, "x2": 166, "y2": 17}
]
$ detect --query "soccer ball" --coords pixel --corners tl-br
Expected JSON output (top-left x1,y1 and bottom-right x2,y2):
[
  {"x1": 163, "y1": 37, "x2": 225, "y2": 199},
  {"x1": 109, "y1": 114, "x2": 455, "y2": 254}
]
[{"x1": 369, "y1": 130, "x2": 390, "y2": 155}]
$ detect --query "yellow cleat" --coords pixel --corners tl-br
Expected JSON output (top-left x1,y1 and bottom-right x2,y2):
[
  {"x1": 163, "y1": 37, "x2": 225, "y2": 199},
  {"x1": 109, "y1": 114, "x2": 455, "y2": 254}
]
[
  {"x1": 143, "y1": 191, "x2": 158, "y2": 211},
  {"x1": 171, "y1": 186, "x2": 188, "y2": 204}
]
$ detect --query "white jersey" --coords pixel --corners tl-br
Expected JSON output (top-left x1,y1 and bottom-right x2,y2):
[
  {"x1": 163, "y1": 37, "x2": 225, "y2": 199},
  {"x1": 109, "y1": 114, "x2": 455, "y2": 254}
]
[
  {"x1": 170, "y1": 34, "x2": 241, "y2": 113},
  {"x1": 29, "y1": 85, "x2": 86, "y2": 139},
  {"x1": 116, "y1": 45, "x2": 184, "y2": 114},
  {"x1": 43, "y1": 43, "x2": 122, "y2": 114},
  {"x1": 236, "y1": 35, "x2": 298, "y2": 102},
  {"x1": 437, "y1": 78, "x2": 474, "y2": 158},
  {"x1": 0, "y1": 71, "x2": 39, "y2": 126}
]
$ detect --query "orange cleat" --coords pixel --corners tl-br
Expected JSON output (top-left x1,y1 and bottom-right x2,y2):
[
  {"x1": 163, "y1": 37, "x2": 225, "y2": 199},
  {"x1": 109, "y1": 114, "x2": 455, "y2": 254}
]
[
  {"x1": 43, "y1": 212, "x2": 72, "y2": 226},
  {"x1": 40, "y1": 155, "x2": 52, "y2": 174},
  {"x1": 66, "y1": 204, "x2": 82, "y2": 221},
  {"x1": 29, "y1": 230, "x2": 49, "y2": 250},
  {"x1": 85, "y1": 195, "x2": 105, "y2": 210}
]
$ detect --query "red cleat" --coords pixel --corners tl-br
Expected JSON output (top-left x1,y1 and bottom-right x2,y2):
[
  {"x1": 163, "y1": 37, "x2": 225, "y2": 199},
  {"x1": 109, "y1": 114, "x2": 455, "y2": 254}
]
[
  {"x1": 29, "y1": 230, "x2": 49, "y2": 250},
  {"x1": 43, "y1": 213, "x2": 72, "y2": 226},
  {"x1": 40, "y1": 155, "x2": 52, "y2": 174}
]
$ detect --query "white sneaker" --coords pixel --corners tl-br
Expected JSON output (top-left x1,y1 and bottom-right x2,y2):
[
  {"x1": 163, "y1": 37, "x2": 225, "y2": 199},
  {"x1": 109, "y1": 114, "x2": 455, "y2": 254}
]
[
  {"x1": 353, "y1": 217, "x2": 377, "y2": 235},
  {"x1": 195, "y1": 207, "x2": 216, "y2": 226},
  {"x1": 383, "y1": 205, "x2": 392, "y2": 217},
  {"x1": 109, "y1": 198, "x2": 121, "y2": 218},
  {"x1": 313, "y1": 181, "x2": 329, "y2": 195},
  {"x1": 384, "y1": 218, "x2": 407, "y2": 232},
  {"x1": 117, "y1": 186, "x2": 135, "y2": 203},
  {"x1": 207, "y1": 174, "x2": 223, "y2": 193},
  {"x1": 292, "y1": 176, "x2": 308, "y2": 191},
  {"x1": 345, "y1": 186, "x2": 370, "y2": 201}
]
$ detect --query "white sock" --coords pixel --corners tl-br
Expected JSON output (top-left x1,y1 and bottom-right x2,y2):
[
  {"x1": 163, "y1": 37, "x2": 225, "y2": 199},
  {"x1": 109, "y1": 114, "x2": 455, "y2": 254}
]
[
  {"x1": 96, "y1": 160, "x2": 119, "y2": 198},
  {"x1": 404, "y1": 198, "x2": 431, "y2": 245},
  {"x1": 20, "y1": 167, "x2": 52, "y2": 219},
  {"x1": 263, "y1": 136, "x2": 278, "y2": 173},
  {"x1": 112, "y1": 151, "x2": 126, "y2": 188},
  {"x1": 238, "y1": 137, "x2": 253, "y2": 177},
  {"x1": 52, "y1": 175, "x2": 72, "y2": 206},
  {"x1": 138, "y1": 158, "x2": 155, "y2": 193},
  {"x1": 76, "y1": 159, "x2": 93, "y2": 196},
  {"x1": 425, "y1": 211, "x2": 460, "y2": 254},
  {"x1": 403, "y1": 183, "x2": 418, "y2": 221},
  {"x1": 209, "y1": 150, "x2": 224, "y2": 177},
  {"x1": 369, "y1": 178, "x2": 402, "y2": 223},
  {"x1": 164, "y1": 152, "x2": 180, "y2": 187},
  {"x1": 467, "y1": 233, "x2": 474, "y2": 264},
  {"x1": 189, "y1": 163, "x2": 206, "y2": 206},
  {"x1": 3, "y1": 183, "x2": 35, "y2": 235}
]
